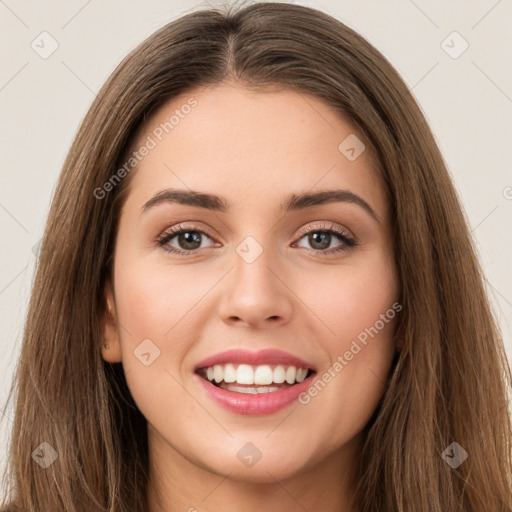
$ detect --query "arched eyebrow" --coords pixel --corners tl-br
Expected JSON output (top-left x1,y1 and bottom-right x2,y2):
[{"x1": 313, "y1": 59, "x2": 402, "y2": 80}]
[
  {"x1": 283, "y1": 189, "x2": 379, "y2": 223},
  {"x1": 141, "y1": 188, "x2": 379, "y2": 223}
]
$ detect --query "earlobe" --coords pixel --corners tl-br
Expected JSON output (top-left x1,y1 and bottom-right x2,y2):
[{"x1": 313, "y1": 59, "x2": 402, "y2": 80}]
[{"x1": 101, "y1": 280, "x2": 123, "y2": 363}]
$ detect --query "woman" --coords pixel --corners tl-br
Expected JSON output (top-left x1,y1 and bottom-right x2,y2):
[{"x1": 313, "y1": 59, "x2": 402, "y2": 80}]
[{"x1": 1, "y1": 2, "x2": 511, "y2": 511}]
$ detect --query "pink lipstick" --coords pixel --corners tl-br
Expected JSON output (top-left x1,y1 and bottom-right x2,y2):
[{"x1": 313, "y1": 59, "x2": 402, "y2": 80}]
[{"x1": 194, "y1": 348, "x2": 316, "y2": 415}]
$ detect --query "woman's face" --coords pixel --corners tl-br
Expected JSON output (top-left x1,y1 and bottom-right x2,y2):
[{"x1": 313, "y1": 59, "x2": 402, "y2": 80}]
[{"x1": 103, "y1": 82, "x2": 399, "y2": 483}]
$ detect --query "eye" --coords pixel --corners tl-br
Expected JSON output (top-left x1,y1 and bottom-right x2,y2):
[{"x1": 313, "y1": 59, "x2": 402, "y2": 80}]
[
  {"x1": 156, "y1": 223, "x2": 216, "y2": 256},
  {"x1": 293, "y1": 221, "x2": 356, "y2": 255},
  {"x1": 156, "y1": 221, "x2": 357, "y2": 256}
]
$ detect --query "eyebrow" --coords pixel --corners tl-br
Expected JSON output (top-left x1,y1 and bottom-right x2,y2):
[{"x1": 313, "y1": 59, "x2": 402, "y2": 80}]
[{"x1": 141, "y1": 188, "x2": 379, "y2": 222}]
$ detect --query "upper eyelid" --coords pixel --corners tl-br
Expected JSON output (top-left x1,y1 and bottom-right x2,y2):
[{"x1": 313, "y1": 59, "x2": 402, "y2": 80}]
[
  {"x1": 296, "y1": 220, "x2": 352, "y2": 237},
  {"x1": 156, "y1": 222, "x2": 357, "y2": 258},
  {"x1": 157, "y1": 221, "x2": 354, "y2": 244}
]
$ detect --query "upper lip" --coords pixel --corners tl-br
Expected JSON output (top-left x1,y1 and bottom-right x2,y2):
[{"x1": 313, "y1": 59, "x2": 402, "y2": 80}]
[{"x1": 195, "y1": 348, "x2": 316, "y2": 371}]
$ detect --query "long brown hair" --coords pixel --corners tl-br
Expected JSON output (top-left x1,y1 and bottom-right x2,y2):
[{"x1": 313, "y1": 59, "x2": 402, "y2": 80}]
[{"x1": 2, "y1": 2, "x2": 511, "y2": 510}]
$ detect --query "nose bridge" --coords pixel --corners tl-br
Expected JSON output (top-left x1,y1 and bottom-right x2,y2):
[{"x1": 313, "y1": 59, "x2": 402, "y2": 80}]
[
  {"x1": 232, "y1": 232, "x2": 280, "y2": 295},
  {"x1": 218, "y1": 232, "x2": 293, "y2": 326}
]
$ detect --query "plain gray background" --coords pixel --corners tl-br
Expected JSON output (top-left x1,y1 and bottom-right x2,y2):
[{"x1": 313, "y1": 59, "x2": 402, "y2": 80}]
[{"x1": 1, "y1": 0, "x2": 511, "y2": 478}]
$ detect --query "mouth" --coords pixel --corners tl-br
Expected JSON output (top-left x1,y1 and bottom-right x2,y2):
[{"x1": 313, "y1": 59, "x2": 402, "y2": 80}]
[
  {"x1": 193, "y1": 348, "x2": 317, "y2": 415},
  {"x1": 196, "y1": 363, "x2": 315, "y2": 394}
]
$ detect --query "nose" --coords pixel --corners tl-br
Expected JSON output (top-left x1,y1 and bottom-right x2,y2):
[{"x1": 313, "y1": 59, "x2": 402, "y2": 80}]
[{"x1": 218, "y1": 241, "x2": 293, "y2": 329}]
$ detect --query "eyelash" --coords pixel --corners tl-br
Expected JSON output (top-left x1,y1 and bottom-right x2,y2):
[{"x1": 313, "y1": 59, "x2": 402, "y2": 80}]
[{"x1": 156, "y1": 221, "x2": 357, "y2": 257}]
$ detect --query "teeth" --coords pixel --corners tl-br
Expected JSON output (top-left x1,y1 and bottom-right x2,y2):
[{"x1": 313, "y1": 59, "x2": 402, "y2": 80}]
[
  {"x1": 236, "y1": 364, "x2": 254, "y2": 384},
  {"x1": 213, "y1": 365, "x2": 223, "y2": 383},
  {"x1": 296, "y1": 368, "x2": 308, "y2": 382},
  {"x1": 224, "y1": 363, "x2": 236, "y2": 383},
  {"x1": 254, "y1": 365, "x2": 273, "y2": 385},
  {"x1": 273, "y1": 365, "x2": 286, "y2": 383},
  {"x1": 219, "y1": 383, "x2": 281, "y2": 394},
  {"x1": 285, "y1": 366, "x2": 296, "y2": 384},
  {"x1": 201, "y1": 363, "x2": 310, "y2": 386}
]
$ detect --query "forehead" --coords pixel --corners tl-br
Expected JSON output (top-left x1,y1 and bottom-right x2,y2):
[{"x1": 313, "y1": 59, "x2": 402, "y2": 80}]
[{"x1": 123, "y1": 83, "x2": 388, "y2": 219}]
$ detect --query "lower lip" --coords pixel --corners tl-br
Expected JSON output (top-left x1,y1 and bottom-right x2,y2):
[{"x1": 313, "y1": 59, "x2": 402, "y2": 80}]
[{"x1": 195, "y1": 373, "x2": 315, "y2": 415}]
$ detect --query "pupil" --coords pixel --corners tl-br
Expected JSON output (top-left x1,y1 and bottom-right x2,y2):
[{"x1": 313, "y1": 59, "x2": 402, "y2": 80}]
[
  {"x1": 310, "y1": 231, "x2": 329, "y2": 249},
  {"x1": 180, "y1": 231, "x2": 201, "y2": 249},
  {"x1": 177, "y1": 231, "x2": 331, "y2": 251}
]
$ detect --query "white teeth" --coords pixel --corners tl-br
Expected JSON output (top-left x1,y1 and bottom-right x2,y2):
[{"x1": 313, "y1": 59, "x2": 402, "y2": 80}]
[
  {"x1": 213, "y1": 365, "x2": 223, "y2": 383},
  {"x1": 220, "y1": 383, "x2": 281, "y2": 394},
  {"x1": 285, "y1": 366, "x2": 296, "y2": 384},
  {"x1": 254, "y1": 365, "x2": 273, "y2": 385},
  {"x1": 296, "y1": 368, "x2": 308, "y2": 382},
  {"x1": 201, "y1": 363, "x2": 310, "y2": 386},
  {"x1": 273, "y1": 365, "x2": 286, "y2": 383},
  {"x1": 256, "y1": 386, "x2": 277, "y2": 393},
  {"x1": 224, "y1": 363, "x2": 236, "y2": 383},
  {"x1": 236, "y1": 364, "x2": 254, "y2": 385}
]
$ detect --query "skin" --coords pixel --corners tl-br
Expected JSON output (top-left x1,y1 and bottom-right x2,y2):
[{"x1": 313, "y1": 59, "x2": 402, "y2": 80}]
[{"x1": 102, "y1": 81, "x2": 400, "y2": 512}]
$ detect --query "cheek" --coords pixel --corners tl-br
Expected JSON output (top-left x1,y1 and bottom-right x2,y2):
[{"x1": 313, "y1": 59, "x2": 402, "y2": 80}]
[
  {"x1": 299, "y1": 250, "x2": 398, "y2": 343},
  {"x1": 111, "y1": 259, "x2": 203, "y2": 428},
  {"x1": 295, "y1": 252, "x2": 398, "y2": 425},
  {"x1": 111, "y1": 253, "x2": 191, "y2": 387},
  {"x1": 113, "y1": 252, "x2": 212, "y2": 342}
]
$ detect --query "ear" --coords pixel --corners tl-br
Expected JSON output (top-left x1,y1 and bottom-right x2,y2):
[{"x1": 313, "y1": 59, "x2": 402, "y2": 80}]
[{"x1": 101, "y1": 279, "x2": 123, "y2": 363}]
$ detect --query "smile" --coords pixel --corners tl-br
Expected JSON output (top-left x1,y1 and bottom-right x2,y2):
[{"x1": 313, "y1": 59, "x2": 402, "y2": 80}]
[
  {"x1": 194, "y1": 349, "x2": 317, "y2": 414},
  {"x1": 198, "y1": 363, "x2": 311, "y2": 393}
]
